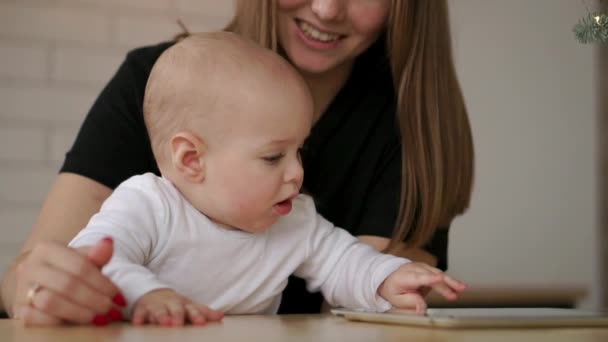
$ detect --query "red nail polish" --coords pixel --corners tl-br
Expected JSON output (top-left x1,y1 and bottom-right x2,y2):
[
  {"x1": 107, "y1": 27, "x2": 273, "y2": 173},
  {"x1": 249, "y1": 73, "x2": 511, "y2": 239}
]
[
  {"x1": 112, "y1": 293, "x2": 127, "y2": 307},
  {"x1": 106, "y1": 308, "x2": 123, "y2": 321},
  {"x1": 102, "y1": 237, "x2": 113, "y2": 243},
  {"x1": 92, "y1": 315, "x2": 109, "y2": 326}
]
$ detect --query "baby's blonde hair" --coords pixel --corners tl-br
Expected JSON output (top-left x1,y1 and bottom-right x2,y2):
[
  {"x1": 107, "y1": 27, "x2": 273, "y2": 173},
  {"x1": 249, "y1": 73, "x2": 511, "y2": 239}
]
[{"x1": 143, "y1": 31, "x2": 302, "y2": 165}]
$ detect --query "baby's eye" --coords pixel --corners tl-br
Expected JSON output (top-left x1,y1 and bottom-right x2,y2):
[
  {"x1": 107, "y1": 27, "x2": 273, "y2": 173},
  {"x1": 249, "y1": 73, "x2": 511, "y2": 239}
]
[{"x1": 263, "y1": 153, "x2": 284, "y2": 165}]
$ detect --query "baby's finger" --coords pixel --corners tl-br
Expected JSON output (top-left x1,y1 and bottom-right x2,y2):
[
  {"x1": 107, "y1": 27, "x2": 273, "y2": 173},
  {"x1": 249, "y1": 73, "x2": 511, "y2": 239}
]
[
  {"x1": 397, "y1": 272, "x2": 443, "y2": 291},
  {"x1": 430, "y1": 282, "x2": 458, "y2": 301},
  {"x1": 150, "y1": 306, "x2": 171, "y2": 326},
  {"x1": 196, "y1": 304, "x2": 224, "y2": 322},
  {"x1": 166, "y1": 301, "x2": 185, "y2": 326},
  {"x1": 185, "y1": 304, "x2": 207, "y2": 325},
  {"x1": 413, "y1": 264, "x2": 467, "y2": 293},
  {"x1": 420, "y1": 264, "x2": 444, "y2": 275},
  {"x1": 390, "y1": 293, "x2": 427, "y2": 314},
  {"x1": 419, "y1": 286, "x2": 432, "y2": 298},
  {"x1": 131, "y1": 305, "x2": 148, "y2": 326},
  {"x1": 443, "y1": 275, "x2": 467, "y2": 292}
]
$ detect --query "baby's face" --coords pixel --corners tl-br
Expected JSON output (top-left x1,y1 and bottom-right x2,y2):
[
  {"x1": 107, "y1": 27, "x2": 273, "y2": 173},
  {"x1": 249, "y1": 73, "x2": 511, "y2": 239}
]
[{"x1": 192, "y1": 78, "x2": 313, "y2": 233}]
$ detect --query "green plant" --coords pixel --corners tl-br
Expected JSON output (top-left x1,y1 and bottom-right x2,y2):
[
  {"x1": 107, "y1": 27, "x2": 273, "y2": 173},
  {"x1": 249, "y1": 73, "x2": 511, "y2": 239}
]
[{"x1": 573, "y1": 1, "x2": 608, "y2": 44}]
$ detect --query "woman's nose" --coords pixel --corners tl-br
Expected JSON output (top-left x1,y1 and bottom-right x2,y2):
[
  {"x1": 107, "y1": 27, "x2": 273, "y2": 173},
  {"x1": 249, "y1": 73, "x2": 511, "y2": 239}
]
[{"x1": 311, "y1": 0, "x2": 345, "y2": 22}]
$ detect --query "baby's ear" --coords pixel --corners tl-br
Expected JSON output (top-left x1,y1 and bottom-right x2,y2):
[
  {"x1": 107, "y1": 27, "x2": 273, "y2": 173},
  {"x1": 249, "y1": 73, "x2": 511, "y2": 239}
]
[{"x1": 169, "y1": 132, "x2": 206, "y2": 183}]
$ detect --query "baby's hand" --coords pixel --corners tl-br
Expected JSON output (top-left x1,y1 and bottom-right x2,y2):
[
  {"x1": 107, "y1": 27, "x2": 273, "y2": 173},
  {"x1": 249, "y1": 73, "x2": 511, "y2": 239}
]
[
  {"x1": 131, "y1": 289, "x2": 224, "y2": 326},
  {"x1": 378, "y1": 262, "x2": 466, "y2": 314}
]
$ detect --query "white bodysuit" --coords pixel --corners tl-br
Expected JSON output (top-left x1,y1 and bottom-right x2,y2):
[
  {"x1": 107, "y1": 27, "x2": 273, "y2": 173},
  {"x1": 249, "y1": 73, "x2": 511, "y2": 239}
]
[{"x1": 69, "y1": 173, "x2": 408, "y2": 315}]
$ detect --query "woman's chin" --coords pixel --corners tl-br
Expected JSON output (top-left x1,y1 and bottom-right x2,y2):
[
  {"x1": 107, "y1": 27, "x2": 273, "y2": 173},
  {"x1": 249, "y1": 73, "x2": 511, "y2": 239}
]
[{"x1": 288, "y1": 54, "x2": 339, "y2": 76}]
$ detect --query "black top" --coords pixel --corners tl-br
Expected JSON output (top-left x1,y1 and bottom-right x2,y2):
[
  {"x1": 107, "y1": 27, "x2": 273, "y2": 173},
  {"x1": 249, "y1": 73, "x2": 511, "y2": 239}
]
[{"x1": 61, "y1": 39, "x2": 449, "y2": 314}]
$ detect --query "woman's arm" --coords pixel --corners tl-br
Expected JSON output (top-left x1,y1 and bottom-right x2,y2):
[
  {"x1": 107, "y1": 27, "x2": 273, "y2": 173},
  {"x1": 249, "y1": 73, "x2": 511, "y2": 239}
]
[
  {"x1": 0, "y1": 173, "x2": 116, "y2": 319},
  {"x1": 1, "y1": 43, "x2": 172, "y2": 323}
]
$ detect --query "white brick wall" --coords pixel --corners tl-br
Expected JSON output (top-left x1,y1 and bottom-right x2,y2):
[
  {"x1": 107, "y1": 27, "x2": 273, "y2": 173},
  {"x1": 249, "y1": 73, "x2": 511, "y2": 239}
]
[
  {"x1": 52, "y1": 47, "x2": 126, "y2": 85},
  {"x1": 0, "y1": 4, "x2": 111, "y2": 44},
  {"x1": 0, "y1": 43, "x2": 48, "y2": 80},
  {"x1": 0, "y1": 0, "x2": 233, "y2": 278},
  {"x1": 0, "y1": 126, "x2": 47, "y2": 161}
]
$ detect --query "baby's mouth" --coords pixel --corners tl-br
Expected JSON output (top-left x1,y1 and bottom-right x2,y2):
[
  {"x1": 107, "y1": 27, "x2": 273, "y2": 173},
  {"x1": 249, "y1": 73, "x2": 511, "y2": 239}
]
[{"x1": 273, "y1": 197, "x2": 294, "y2": 216}]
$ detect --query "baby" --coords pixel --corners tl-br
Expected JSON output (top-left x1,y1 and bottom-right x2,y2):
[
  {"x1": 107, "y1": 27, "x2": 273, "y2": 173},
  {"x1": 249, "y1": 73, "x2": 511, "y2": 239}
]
[{"x1": 69, "y1": 32, "x2": 465, "y2": 326}]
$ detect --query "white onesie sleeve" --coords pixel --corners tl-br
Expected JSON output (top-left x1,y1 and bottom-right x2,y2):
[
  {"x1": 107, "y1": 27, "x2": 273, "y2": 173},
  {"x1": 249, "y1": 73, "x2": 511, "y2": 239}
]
[
  {"x1": 294, "y1": 198, "x2": 409, "y2": 312},
  {"x1": 69, "y1": 176, "x2": 172, "y2": 313}
]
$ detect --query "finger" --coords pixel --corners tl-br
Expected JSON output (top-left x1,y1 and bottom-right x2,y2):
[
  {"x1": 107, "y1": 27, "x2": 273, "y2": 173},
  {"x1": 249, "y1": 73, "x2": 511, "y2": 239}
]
[
  {"x1": 418, "y1": 264, "x2": 443, "y2": 274},
  {"x1": 79, "y1": 239, "x2": 128, "y2": 308},
  {"x1": 28, "y1": 286, "x2": 98, "y2": 324},
  {"x1": 396, "y1": 272, "x2": 443, "y2": 290},
  {"x1": 185, "y1": 304, "x2": 207, "y2": 325},
  {"x1": 197, "y1": 304, "x2": 224, "y2": 322},
  {"x1": 411, "y1": 265, "x2": 467, "y2": 294},
  {"x1": 419, "y1": 286, "x2": 432, "y2": 298},
  {"x1": 414, "y1": 264, "x2": 467, "y2": 292},
  {"x1": 85, "y1": 237, "x2": 114, "y2": 268},
  {"x1": 24, "y1": 263, "x2": 114, "y2": 314},
  {"x1": 150, "y1": 306, "x2": 171, "y2": 326},
  {"x1": 106, "y1": 307, "x2": 124, "y2": 322},
  {"x1": 442, "y1": 275, "x2": 467, "y2": 292},
  {"x1": 166, "y1": 301, "x2": 185, "y2": 326},
  {"x1": 18, "y1": 305, "x2": 63, "y2": 326},
  {"x1": 132, "y1": 305, "x2": 148, "y2": 326},
  {"x1": 390, "y1": 293, "x2": 427, "y2": 314},
  {"x1": 430, "y1": 282, "x2": 459, "y2": 301},
  {"x1": 31, "y1": 243, "x2": 120, "y2": 300},
  {"x1": 401, "y1": 262, "x2": 437, "y2": 273}
]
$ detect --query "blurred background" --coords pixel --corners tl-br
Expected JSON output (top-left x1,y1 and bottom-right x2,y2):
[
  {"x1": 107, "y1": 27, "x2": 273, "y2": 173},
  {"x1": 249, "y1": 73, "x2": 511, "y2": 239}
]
[{"x1": 0, "y1": 0, "x2": 605, "y2": 309}]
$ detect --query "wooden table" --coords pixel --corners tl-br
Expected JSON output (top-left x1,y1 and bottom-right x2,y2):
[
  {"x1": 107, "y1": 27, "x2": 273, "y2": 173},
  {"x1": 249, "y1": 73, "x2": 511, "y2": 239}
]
[{"x1": 2, "y1": 314, "x2": 608, "y2": 342}]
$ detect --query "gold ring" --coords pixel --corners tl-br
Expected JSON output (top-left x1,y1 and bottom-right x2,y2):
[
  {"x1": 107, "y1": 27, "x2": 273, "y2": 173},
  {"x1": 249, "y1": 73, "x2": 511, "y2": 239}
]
[{"x1": 26, "y1": 283, "x2": 42, "y2": 307}]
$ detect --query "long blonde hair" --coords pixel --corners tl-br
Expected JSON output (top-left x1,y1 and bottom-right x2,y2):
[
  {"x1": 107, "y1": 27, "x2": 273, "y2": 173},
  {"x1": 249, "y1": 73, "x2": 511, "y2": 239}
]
[{"x1": 225, "y1": 0, "x2": 474, "y2": 251}]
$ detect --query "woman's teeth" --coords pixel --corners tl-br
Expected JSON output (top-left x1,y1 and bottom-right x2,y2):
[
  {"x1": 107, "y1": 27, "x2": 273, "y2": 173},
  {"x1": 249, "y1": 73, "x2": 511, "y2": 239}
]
[{"x1": 297, "y1": 21, "x2": 341, "y2": 42}]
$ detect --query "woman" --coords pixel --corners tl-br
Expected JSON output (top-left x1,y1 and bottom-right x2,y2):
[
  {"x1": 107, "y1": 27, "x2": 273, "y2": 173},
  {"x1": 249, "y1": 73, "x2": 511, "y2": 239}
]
[{"x1": 1, "y1": 0, "x2": 473, "y2": 325}]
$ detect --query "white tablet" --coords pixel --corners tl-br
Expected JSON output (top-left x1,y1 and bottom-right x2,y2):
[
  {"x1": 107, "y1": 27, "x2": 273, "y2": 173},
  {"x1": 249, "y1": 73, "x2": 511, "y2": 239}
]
[{"x1": 331, "y1": 308, "x2": 608, "y2": 328}]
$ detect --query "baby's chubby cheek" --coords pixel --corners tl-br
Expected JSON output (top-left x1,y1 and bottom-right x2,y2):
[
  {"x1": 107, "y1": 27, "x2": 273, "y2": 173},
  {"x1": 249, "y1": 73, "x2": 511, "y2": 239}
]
[{"x1": 227, "y1": 198, "x2": 270, "y2": 230}]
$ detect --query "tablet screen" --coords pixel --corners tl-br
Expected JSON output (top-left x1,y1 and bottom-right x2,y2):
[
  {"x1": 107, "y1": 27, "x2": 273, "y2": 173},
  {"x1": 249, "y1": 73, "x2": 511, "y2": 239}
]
[
  {"x1": 332, "y1": 308, "x2": 608, "y2": 328},
  {"x1": 425, "y1": 308, "x2": 605, "y2": 319}
]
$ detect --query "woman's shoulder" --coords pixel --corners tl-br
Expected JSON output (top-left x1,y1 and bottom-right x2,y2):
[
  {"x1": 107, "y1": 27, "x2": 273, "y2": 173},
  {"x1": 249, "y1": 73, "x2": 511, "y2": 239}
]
[
  {"x1": 94, "y1": 41, "x2": 176, "y2": 103},
  {"x1": 121, "y1": 41, "x2": 176, "y2": 77},
  {"x1": 125, "y1": 41, "x2": 175, "y2": 64}
]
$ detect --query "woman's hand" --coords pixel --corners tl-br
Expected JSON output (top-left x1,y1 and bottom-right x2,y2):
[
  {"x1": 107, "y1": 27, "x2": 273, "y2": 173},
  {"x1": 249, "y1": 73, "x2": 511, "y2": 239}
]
[
  {"x1": 13, "y1": 238, "x2": 126, "y2": 326},
  {"x1": 132, "y1": 289, "x2": 224, "y2": 326}
]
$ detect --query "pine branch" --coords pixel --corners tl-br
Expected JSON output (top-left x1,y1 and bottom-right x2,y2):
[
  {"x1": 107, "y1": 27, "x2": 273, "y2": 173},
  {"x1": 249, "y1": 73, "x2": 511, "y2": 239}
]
[{"x1": 573, "y1": 12, "x2": 608, "y2": 44}]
